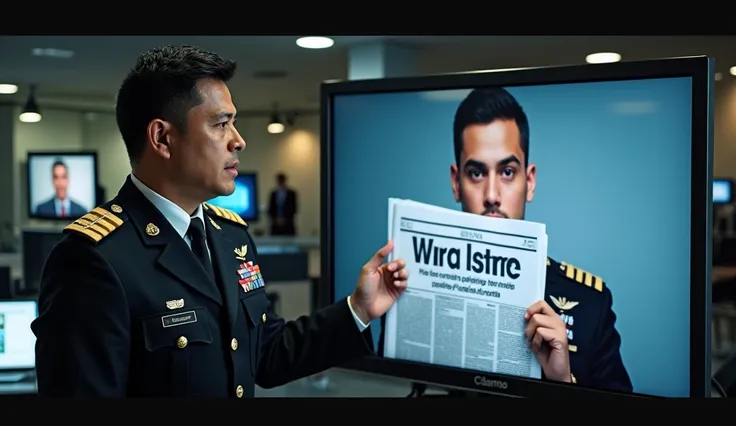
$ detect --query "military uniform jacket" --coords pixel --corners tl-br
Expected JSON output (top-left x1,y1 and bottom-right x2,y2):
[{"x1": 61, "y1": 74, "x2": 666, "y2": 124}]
[
  {"x1": 31, "y1": 178, "x2": 374, "y2": 398},
  {"x1": 545, "y1": 257, "x2": 632, "y2": 393}
]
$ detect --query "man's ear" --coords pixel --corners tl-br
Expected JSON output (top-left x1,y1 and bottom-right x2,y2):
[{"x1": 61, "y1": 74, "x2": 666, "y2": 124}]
[
  {"x1": 526, "y1": 163, "x2": 537, "y2": 203},
  {"x1": 450, "y1": 164, "x2": 461, "y2": 202},
  {"x1": 146, "y1": 119, "x2": 175, "y2": 160}
]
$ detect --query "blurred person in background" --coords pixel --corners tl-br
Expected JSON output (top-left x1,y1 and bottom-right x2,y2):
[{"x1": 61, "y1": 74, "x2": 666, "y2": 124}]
[
  {"x1": 268, "y1": 172, "x2": 297, "y2": 236},
  {"x1": 35, "y1": 159, "x2": 86, "y2": 218}
]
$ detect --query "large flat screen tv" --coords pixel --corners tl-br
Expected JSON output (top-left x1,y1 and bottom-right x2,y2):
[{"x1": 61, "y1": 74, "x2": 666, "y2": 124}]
[{"x1": 321, "y1": 56, "x2": 713, "y2": 398}]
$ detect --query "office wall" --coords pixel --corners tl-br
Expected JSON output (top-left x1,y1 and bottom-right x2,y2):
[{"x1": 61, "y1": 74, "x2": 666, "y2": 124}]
[
  {"x1": 714, "y1": 77, "x2": 736, "y2": 180},
  {"x1": 13, "y1": 110, "x2": 321, "y2": 236}
]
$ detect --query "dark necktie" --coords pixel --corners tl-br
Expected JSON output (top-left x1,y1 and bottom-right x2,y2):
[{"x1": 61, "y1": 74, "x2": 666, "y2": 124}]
[{"x1": 187, "y1": 217, "x2": 215, "y2": 282}]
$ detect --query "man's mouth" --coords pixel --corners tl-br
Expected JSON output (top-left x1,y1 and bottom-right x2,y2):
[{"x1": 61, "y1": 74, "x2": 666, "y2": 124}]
[
  {"x1": 225, "y1": 160, "x2": 239, "y2": 170},
  {"x1": 484, "y1": 213, "x2": 505, "y2": 219}
]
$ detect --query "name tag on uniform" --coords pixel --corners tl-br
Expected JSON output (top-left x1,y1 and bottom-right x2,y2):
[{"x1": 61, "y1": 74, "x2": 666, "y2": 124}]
[{"x1": 161, "y1": 310, "x2": 198, "y2": 328}]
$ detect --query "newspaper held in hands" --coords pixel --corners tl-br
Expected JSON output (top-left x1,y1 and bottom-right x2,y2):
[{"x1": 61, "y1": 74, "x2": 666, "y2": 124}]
[{"x1": 384, "y1": 198, "x2": 548, "y2": 380}]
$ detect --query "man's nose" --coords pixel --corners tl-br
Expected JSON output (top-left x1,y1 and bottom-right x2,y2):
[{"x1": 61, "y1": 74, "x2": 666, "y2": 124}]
[
  {"x1": 484, "y1": 176, "x2": 501, "y2": 207},
  {"x1": 231, "y1": 128, "x2": 246, "y2": 152}
]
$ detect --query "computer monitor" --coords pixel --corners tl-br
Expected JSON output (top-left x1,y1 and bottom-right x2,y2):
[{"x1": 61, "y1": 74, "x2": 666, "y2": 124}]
[
  {"x1": 21, "y1": 229, "x2": 64, "y2": 295},
  {"x1": 321, "y1": 57, "x2": 713, "y2": 398},
  {"x1": 0, "y1": 300, "x2": 38, "y2": 370},
  {"x1": 207, "y1": 172, "x2": 259, "y2": 222},
  {"x1": 27, "y1": 152, "x2": 99, "y2": 221},
  {"x1": 713, "y1": 178, "x2": 733, "y2": 204}
]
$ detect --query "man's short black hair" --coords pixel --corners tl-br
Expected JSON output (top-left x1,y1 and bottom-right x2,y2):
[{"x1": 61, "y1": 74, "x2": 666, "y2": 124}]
[
  {"x1": 115, "y1": 45, "x2": 237, "y2": 165},
  {"x1": 51, "y1": 159, "x2": 67, "y2": 173},
  {"x1": 453, "y1": 87, "x2": 530, "y2": 166},
  {"x1": 276, "y1": 173, "x2": 287, "y2": 184}
]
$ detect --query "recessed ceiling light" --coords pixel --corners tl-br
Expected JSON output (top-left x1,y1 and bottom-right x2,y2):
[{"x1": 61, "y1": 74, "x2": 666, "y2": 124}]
[
  {"x1": 0, "y1": 84, "x2": 18, "y2": 94},
  {"x1": 296, "y1": 37, "x2": 334, "y2": 49},
  {"x1": 730, "y1": 66, "x2": 736, "y2": 76},
  {"x1": 31, "y1": 48, "x2": 75, "y2": 59},
  {"x1": 585, "y1": 52, "x2": 622, "y2": 64}
]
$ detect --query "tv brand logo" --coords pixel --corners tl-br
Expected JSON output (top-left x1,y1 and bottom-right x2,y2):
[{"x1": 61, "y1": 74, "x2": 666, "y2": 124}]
[{"x1": 474, "y1": 375, "x2": 508, "y2": 390}]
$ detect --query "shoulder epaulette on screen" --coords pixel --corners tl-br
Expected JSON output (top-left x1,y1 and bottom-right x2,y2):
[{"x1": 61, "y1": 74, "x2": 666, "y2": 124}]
[
  {"x1": 203, "y1": 203, "x2": 248, "y2": 227},
  {"x1": 560, "y1": 261, "x2": 605, "y2": 292},
  {"x1": 63, "y1": 206, "x2": 125, "y2": 244}
]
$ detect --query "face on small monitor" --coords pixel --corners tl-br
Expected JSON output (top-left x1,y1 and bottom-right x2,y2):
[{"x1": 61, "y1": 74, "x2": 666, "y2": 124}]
[
  {"x1": 331, "y1": 76, "x2": 698, "y2": 398},
  {"x1": 52, "y1": 162, "x2": 69, "y2": 200},
  {"x1": 27, "y1": 153, "x2": 97, "y2": 220}
]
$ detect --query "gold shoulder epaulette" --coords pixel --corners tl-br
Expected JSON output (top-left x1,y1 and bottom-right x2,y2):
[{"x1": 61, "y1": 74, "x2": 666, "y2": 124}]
[
  {"x1": 560, "y1": 261, "x2": 605, "y2": 292},
  {"x1": 63, "y1": 206, "x2": 125, "y2": 244},
  {"x1": 203, "y1": 203, "x2": 248, "y2": 227}
]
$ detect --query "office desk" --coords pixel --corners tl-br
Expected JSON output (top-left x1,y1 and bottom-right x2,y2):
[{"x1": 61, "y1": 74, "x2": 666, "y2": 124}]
[{"x1": 0, "y1": 381, "x2": 36, "y2": 397}]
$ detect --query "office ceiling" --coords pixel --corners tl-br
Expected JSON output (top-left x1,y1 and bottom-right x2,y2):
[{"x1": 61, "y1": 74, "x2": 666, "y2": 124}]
[{"x1": 0, "y1": 35, "x2": 734, "y2": 114}]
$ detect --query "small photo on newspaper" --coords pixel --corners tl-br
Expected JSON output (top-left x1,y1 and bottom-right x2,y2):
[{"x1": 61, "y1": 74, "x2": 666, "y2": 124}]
[{"x1": 384, "y1": 198, "x2": 547, "y2": 380}]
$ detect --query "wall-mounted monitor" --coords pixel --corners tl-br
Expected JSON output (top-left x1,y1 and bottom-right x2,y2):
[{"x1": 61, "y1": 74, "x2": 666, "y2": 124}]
[
  {"x1": 713, "y1": 178, "x2": 733, "y2": 204},
  {"x1": 207, "y1": 172, "x2": 259, "y2": 222},
  {"x1": 26, "y1": 152, "x2": 98, "y2": 221},
  {"x1": 321, "y1": 57, "x2": 713, "y2": 399}
]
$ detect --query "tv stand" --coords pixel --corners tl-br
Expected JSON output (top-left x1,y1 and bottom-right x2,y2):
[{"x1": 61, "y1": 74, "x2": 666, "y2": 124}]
[{"x1": 406, "y1": 382, "x2": 487, "y2": 398}]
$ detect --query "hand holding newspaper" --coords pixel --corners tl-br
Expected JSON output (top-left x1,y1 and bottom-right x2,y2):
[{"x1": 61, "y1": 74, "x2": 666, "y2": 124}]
[{"x1": 383, "y1": 198, "x2": 548, "y2": 379}]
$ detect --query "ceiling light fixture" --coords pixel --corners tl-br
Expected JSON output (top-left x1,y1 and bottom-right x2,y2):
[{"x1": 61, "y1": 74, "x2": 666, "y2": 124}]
[
  {"x1": 31, "y1": 48, "x2": 75, "y2": 59},
  {"x1": 296, "y1": 36, "x2": 334, "y2": 49},
  {"x1": 19, "y1": 85, "x2": 41, "y2": 123},
  {"x1": 0, "y1": 84, "x2": 18, "y2": 94},
  {"x1": 585, "y1": 52, "x2": 622, "y2": 64},
  {"x1": 730, "y1": 66, "x2": 736, "y2": 76}
]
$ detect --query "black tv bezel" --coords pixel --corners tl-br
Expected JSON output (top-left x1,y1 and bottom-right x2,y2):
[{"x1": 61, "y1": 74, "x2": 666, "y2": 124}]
[
  {"x1": 26, "y1": 151, "x2": 100, "y2": 221},
  {"x1": 320, "y1": 56, "x2": 713, "y2": 399}
]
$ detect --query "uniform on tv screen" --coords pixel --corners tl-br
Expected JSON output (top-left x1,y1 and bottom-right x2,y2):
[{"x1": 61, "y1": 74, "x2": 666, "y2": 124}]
[{"x1": 321, "y1": 57, "x2": 713, "y2": 399}]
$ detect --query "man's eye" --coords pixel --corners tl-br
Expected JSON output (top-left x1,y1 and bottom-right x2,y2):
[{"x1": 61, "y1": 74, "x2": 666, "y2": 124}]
[{"x1": 501, "y1": 168, "x2": 515, "y2": 178}]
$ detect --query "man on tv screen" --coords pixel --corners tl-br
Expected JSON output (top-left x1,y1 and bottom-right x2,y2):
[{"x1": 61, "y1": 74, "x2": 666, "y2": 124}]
[
  {"x1": 448, "y1": 88, "x2": 632, "y2": 392},
  {"x1": 35, "y1": 159, "x2": 86, "y2": 218}
]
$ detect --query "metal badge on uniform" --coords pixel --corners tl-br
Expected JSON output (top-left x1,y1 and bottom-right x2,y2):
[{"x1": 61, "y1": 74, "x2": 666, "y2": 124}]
[
  {"x1": 237, "y1": 261, "x2": 264, "y2": 293},
  {"x1": 161, "y1": 310, "x2": 198, "y2": 328},
  {"x1": 165, "y1": 299, "x2": 184, "y2": 310},
  {"x1": 234, "y1": 245, "x2": 247, "y2": 261},
  {"x1": 550, "y1": 295, "x2": 578, "y2": 352}
]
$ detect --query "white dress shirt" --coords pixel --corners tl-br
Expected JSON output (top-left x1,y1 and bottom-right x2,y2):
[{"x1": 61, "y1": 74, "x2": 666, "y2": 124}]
[{"x1": 129, "y1": 174, "x2": 369, "y2": 332}]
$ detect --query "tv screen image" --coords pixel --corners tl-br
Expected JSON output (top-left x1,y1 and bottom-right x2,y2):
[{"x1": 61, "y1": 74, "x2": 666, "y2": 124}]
[
  {"x1": 713, "y1": 179, "x2": 732, "y2": 204},
  {"x1": 27, "y1": 152, "x2": 98, "y2": 220},
  {"x1": 323, "y1": 58, "x2": 712, "y2": 398},
  {"x1": 0, "y1": 301, "x2": 37, "y2": 370},
  {"x1": 207, "y1": 172, "x2": 259, "y2": 222}
]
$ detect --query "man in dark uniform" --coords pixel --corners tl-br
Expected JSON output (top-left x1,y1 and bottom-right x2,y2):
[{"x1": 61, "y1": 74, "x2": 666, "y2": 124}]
[
  {"x1": 447, "y1": 88, "x2": 632, "y2": 392},
  {"x1": 30, "y1": 45, "x2": 409, "y2": 398}
]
